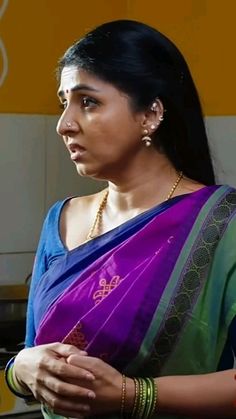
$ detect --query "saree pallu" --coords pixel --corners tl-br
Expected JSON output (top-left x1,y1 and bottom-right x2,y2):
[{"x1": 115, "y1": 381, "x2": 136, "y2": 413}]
[{"x1": 33, "y1": 185, "x2": 236, "y2": 419}]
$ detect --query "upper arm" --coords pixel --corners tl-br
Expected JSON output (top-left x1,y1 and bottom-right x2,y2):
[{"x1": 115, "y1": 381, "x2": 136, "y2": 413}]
[
  {"x1": 25, "y1": 215, "x2": 49, "y2": 347},
  {"x1": 25, "y1": 201, "x2": 66, "y2": 347}
]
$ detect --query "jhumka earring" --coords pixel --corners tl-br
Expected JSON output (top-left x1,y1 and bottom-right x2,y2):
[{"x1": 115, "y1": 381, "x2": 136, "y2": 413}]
[{"x1": 141, "y1": 129, "x2": 152, "y2": 147}]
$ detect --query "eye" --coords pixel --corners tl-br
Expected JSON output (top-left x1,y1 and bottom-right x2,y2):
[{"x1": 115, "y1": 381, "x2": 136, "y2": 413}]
[{"x1": 81, "y1": 96, "x2": 98, "y2": 109}]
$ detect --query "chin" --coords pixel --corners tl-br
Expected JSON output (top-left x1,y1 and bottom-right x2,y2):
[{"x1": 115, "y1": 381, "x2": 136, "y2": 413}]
[{"x1": 75, "y1": 164, "x2": 105, "y2": 181}]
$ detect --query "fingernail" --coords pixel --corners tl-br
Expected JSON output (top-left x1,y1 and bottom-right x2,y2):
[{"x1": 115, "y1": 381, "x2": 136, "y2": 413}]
[
  {"x1": 80, "y1": 351, "x2": 88, "y2": 356},
  {"x1": 88, "y1": 391, "x2": 96, "y2": 399}
]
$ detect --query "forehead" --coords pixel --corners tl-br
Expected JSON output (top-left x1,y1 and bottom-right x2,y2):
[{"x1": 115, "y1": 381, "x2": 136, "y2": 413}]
[
  {"x1": 58, "y1": 66, "x2": 109, "y2": 96},
  {"x1": 59, "y1": 66, "x2": 87, "y2": 88}
]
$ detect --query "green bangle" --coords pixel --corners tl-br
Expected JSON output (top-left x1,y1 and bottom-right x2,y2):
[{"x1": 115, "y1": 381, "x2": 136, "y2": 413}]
[
  {"x1": 149, "y1": 378, "x2": 158, "y2": 417},
  {"x1": 5, "y1": 356, "x2": 33, "y2": 400},
  {"x1": 131, "y1": 376, "x2": 158, "y2": 419},
  {"x1": 143, "y1": 378, "x2": 152, "y2": 419},
  {"x1": 146, "y1": 377, "x2": 156, "y2": 418}
]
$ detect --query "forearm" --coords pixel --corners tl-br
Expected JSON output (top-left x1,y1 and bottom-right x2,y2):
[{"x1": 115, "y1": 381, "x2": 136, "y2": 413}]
[
  {"x1": 155, "y1": 369, "x2": 236, "y2": 417},
  {"x1": 125, "y1": 370, "x2": 236, "y2": 417}
]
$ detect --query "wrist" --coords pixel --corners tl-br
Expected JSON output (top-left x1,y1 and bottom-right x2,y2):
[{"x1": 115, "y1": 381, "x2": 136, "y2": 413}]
[
  {"x1": 14, "y1": 352, "x2": 32, "y2": 393},
  {"x1": 5, "y1": 356, "x2": 33, "y2": 399},
  {"x1": 12, "y1": 364, "x2": 32, "y2": 395},
  {"x1": 121, "y1": 376, "x2": 158, "y2": 418}
]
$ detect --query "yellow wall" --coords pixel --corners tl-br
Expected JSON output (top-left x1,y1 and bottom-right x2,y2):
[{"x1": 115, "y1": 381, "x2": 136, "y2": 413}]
[
  {"x1": 0, "y1": 0, "x2": 126, "y2": 114},
  {"x1": 127, "y1": 0, "x2": 236, "y2": 116},
  {"x1": 0, "y1": 0, "x2": 235, "y2": 115}
]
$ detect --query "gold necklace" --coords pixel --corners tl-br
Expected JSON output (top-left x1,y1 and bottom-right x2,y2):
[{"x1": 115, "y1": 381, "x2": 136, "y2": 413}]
[
  {"x1": 86, "y1": 171, "x2": 183, "y2": 241},
  {"x1": 165, "y1": 171, "x2": 183, "y2": 200},
  {"x1": 86, "y1": 190, "x2": 109, "y2": 241}
]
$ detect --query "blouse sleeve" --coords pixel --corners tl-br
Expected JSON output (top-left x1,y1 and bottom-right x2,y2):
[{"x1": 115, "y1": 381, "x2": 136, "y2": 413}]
[{"x1": 24, "y1": 200, "x2": 67, "y2": 347}]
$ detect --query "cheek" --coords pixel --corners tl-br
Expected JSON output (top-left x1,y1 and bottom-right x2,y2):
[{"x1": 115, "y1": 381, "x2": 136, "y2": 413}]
[
  {"x1": 84, "y1": 103, "x2": 142, "y2": 158},
  {"x1": 84, "y1": 117, "x2": 116, "y2": 147},
  {"x1": 90, "y1": 112, "x2": 139, "y2": 144}
]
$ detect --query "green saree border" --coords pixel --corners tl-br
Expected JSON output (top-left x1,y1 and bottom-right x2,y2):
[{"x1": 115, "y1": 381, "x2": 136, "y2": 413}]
[{"x1": 125, "y1": 185, "x2": 236, "y2": 375}]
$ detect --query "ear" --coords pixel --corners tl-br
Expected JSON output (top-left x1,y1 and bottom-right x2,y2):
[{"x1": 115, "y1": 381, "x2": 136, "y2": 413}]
[{"x1": 141, "y1": 98, "x2": 164, "y2": 135}]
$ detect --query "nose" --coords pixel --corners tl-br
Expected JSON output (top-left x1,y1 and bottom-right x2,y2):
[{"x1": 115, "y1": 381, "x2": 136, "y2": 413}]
[{"x1": 56, "y1": 112, "x2": 79, "y2": 137}]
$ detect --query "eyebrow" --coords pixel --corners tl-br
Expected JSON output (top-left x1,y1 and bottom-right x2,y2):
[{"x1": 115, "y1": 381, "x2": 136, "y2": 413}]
[{"x1": 57, "y1": 84, "x2": 100, "y2": 98}]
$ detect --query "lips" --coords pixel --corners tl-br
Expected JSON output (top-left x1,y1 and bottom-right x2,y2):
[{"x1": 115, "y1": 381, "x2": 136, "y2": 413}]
[{"x1": 67, "y1": 143, "x2": 86, "y2": 161}]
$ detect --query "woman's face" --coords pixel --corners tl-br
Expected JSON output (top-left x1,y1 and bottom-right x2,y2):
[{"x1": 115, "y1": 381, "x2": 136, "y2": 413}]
[{"x1": 56, "y1": 66, "x2": 146, "y2": 180}]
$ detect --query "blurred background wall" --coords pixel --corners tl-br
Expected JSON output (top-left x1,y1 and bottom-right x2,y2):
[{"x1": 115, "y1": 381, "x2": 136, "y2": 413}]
[{"x1": 0, "y1": 0, "x2": 235, "y2": 285}]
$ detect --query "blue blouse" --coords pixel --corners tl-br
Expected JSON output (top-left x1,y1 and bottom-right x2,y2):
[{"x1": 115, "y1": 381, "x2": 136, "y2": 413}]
[{"x1": 25, "y1": 198, "x2": 69, "y2": 348}]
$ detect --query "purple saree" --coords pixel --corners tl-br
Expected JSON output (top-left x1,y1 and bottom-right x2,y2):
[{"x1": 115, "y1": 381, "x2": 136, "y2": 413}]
[{"x1": 33, "y1": 185, "x2": 236, "y2": 375}]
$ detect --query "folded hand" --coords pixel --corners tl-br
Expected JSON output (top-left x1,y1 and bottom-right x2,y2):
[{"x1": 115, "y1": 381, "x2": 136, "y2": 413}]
[{"x1": 14, "y1": 342, "x2": 96, "y2": 418}]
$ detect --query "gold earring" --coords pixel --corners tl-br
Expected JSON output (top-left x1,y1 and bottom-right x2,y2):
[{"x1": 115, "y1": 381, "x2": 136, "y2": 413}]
[
  {"x1": 159, "y1": 115, "x2": 164, "y2": 121},
  {"x1": 141, "y1": 129, "x2": 152, "y2": 147}
]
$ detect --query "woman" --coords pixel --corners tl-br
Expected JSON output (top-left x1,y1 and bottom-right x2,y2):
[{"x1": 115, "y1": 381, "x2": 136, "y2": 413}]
[{"x1": 5, "y1": 20, "x2": 236, "y2": 418}]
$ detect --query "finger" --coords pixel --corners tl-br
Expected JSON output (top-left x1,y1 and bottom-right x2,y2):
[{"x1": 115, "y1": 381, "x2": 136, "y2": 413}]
[
  {"x1": 52, "y1": 408, "x2": 86, "y2": 419},
  {"x1": 67, "y1": 354, "x2": 102, "y2": 373},
  {"x1": 43, "y1": 357, "x2": 95, "y2": 381},
  {"x1": 42, "y1": 375, "x2": 96, "y2": 399},
  {"x1": 43, "y1": 402, "x2": 87, "y2": 419},
  {"x1": 52, "y1": 408, "x2": 85, "y2": 419},
  {"x1": 40, "y1": 387, "x2": 92, "y2": 417},
  {"x1": 48, "y1": 342, "x2": 88, "y2": 357}
]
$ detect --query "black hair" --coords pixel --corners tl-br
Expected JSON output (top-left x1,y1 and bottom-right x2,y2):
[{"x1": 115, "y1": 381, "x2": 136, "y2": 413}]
[{"x1": 58, "y1": 20, "x2": 215, "y2": 185}]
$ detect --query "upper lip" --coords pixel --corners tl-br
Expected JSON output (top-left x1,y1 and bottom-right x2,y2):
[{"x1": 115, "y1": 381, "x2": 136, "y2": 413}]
[{"x1": 67, "y1": 142, "x2": 86, "y2": 153}]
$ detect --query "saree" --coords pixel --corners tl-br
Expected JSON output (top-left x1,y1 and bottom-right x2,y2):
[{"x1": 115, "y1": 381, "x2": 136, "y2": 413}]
[{"x1": 33, "y1": 185, "x2": 236, "y2": 419}]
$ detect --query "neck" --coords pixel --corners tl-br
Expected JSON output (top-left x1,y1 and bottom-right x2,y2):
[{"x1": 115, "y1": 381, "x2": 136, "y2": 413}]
[{"x1": 106, "y1": 158, "x2": 180, "y2": 213}]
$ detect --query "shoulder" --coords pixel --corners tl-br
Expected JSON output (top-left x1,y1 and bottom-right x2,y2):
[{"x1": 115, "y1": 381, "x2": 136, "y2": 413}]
[
  {"x1": 214, "y1": 184, "x2": 236, "y2": 211},
  {"x1": 42, "y1": 194, "x2": 91, "y2": 231},
  {"x1": 45, "y1": 198, "x2": 72, "y2": 223},
  {"x1": 59, "y1": 189, "x2": 108, "y2": 250},
  {"x1": 61, "y1": 189, "x2": 106, "y2": 219},
  {"x1": 219, "y1": 185, "x2": 236, "y2": 232},
  {"x1": 203, "y1": 184, "x2": 236, "y2": 227},
  {"x1": 209, "y1": 185, "x2": 236, "y2": 258},
  {"x1": 35, "y1": 199, "x2": 71, "y2": 262}
]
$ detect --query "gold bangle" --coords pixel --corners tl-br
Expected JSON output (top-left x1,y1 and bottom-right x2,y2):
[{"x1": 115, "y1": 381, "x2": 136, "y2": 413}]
[
  {"x1": 120, "y1": 374, "x2": 126, "y2": 417},
  {"x1": 131, "y1": 377, "x2": 139, "y2": 418},
  {"x1": 137, "y1": 377, "x2": 146, "y2": 418}
]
